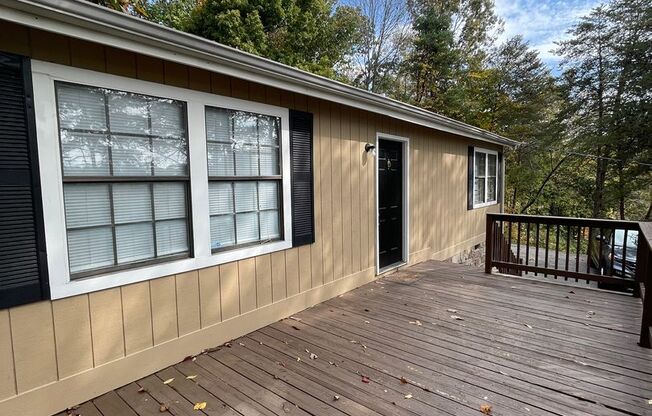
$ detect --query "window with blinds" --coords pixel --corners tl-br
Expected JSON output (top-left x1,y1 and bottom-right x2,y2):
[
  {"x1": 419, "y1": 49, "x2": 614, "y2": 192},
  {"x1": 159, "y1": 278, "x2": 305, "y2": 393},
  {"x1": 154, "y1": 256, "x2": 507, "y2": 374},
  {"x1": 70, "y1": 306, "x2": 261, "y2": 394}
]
[
  {"x1": 206, "y1": 107, "x2": 282, "y2": 251},
  {"x1": 56, "y1": 82, "x2": 191, "y2": 277},
  {"x1": 473, "y1": 148, "x2": 498, "y2": 207}
]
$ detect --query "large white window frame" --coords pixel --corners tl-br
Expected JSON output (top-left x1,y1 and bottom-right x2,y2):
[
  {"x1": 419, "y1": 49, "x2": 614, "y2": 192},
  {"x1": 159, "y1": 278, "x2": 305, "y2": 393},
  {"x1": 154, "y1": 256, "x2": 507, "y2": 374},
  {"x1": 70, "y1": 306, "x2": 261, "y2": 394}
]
[
  {"x1": 32, "y1": 60, "x2": 292, "y2": 299},
  {"x1": 472, "y1": 147, "x2": 499, "y2": 209}
]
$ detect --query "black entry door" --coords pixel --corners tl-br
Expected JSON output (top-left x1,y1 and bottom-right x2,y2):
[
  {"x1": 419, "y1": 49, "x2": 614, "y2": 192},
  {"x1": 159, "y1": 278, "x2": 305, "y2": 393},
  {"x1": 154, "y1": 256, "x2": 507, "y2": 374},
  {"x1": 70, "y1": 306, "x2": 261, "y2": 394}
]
[{"x1": 378, "y1": 139, "x2": 403, "y2": 269}]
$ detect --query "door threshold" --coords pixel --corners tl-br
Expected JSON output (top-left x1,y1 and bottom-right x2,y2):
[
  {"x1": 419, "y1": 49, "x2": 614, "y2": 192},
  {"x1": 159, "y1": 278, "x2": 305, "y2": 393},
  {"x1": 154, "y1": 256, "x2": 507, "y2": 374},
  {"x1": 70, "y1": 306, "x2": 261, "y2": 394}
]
[{"x1": 378, "y1": 261, "x2": 407, "y2": 275}]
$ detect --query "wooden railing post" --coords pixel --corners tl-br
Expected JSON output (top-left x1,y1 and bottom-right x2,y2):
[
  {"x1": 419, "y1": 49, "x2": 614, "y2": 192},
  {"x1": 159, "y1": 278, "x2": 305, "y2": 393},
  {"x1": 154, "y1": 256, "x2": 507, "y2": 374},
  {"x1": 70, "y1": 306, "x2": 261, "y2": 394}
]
[
  {"x1": 638, "y1": 222, "x2": 651, "y2": 348},
  {"x1": 485, "y1": 214, "x2": 494, "y2": 274}
]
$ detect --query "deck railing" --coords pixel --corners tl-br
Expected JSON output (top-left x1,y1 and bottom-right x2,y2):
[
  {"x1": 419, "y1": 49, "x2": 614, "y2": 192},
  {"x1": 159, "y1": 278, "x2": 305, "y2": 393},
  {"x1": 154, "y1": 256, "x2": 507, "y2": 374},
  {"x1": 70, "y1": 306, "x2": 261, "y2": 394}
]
[{"x1": 484, "y1": 213, "x2": 651, "y2": 348}]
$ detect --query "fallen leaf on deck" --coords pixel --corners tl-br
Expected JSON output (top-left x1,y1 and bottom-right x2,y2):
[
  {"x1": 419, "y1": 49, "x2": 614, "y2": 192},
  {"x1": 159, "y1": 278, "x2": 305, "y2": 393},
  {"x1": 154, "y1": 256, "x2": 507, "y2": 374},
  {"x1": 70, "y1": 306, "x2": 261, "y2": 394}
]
[
  {"x1": 400, "y1": 376, "x2": 408, "y2": 384},
  {"x1": 450, "y1": 315, "x2": 464, "y2": 321},
  {"x1": 333, "y1": 395, "x2": 340, "y2": 401},
  {"x1": 647, "y1": 399, "x2": 652, "y2": 405},
  {"x1": 361, "y1": 376, "x2": 370, "y2": 383},
  {"x1": 137, "y1": 387, "x2": 147, "y2": 393},
  {"x1": 159, "y1": 403, "x2": 169, "y2": 412},
  {"x1": 480, "y1": 404, "x2": 492, "y2": 414},
  {"x1": 364, "y1": 308, "x2": 370, "y2": 312},
  {"x1": 310, "y1": 353, "x2": 318, "y2": 360},
  {"x1": 305, "y1": 348, "x2": 310, "y2": 353},
  {"x1": 446, "y1": 309, "x2": 458, "y2": 313},
  {"x1": 290, "y1": 316, "x2": 302, "y2": 321},
  {"x1": 163, "y1": 378, "x2": 174, "y2": 385},
  {"x1": 364, "y1": 321, "x2": 370, "y2": 324},
  {"x1": 186, "y1": 375, "x2": 198, "y2": 380},
  {"x1": 238, "y1": 342, "x2": 245, "y2": 346},
  {"x1": 524, "y1": 324, "x2": 533, "y2": 329},
  {"x1": 193, "y1": 402, "x2": 207, "y2": 410},
  {"x1": 404, "y1": 393, "x2": 413, "y2": 399},
  {"x1": 297, "y1": 357, "x2": 301, "y2": 362},
  {"x1": 291, "y1": 325, "x2": 301, "y2": 331},
  {"x1": 409, "y1": 320, "x2": 422, "y2": 326}
]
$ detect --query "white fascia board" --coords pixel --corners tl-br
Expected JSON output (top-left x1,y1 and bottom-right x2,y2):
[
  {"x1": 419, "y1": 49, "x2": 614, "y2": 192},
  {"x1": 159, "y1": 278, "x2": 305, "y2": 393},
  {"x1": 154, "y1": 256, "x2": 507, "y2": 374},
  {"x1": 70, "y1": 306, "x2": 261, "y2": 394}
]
[{"x1": 0, "y1": 0, "x2": 519, "y2": 148}]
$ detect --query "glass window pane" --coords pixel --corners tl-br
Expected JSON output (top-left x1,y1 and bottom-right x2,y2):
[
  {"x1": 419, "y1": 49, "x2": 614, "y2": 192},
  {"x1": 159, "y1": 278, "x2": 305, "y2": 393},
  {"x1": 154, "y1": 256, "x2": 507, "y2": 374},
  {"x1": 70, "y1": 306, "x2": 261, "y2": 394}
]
[
  {"x1": 152, "y1": 138, "x2": 188, "y2": 176},
  {"x1": 487, "y1": 177, "x2": 497, "y2": 202},
  {"x1": 234, "y1": 143, "x2": 258, "y2": 176},
  {"x1": 116, "y1": 222, "x2": 154, "y2": 263},
  {"x1": 68, "y1": 227, "x2": 114, "y2": 274},
  {"x1": 150, "y1": 100, "x2": 184, "y2": 138},
  {"x1": 258, "y1": 116, "x2": 278, "y2": 146},
  {"x1": 474, "y1": 178, "x2": 485, "y2": 205},
  {"x1": 108, "y1": 92, "x2": 149, "y2": 134},
  {"x1": 64, "y1": 184, "x2": 112, "y2": 228},
  {"x1": 112, "y1": 136, "x2": 152, "y2": 176},
  {"x1": 258, "y1": 181, "x2": 278, "y2": 210},
  {"x1": 260, "y1": 210, "x2": 280, "y2": 240},
  {"x1": 113, "y1": 183, "x2": 152, "y2": 224},
  {"x1": 156, "y1": 219, "x2": 188, "y2": 255},
  {"x1": 234, "y1": 182, "x2": 258, "y2": 212},
  {"x1": 154, "y1": 182, "x2": 186, "y2": 220},
  {"x1": 475, "y1": 152, "x2": 486, "y2": 178},
  {"x1": 209, "y1": 182, "x2": 234, "y2": 215},
  {"x1": 56, "y1": 84, "x2": 107, "y2": 131},
  {"x1": 260, "y1": 146, "x2": 279, "y2": 176},
  {"x1": 236, "y1": 212, "x2": 259, "y2": 244},
  {"x1": 210, "y1": 215, "x2": 235, "y2": 249},
  {"x1": 205, "y1": 107, "x2": 231, "y2": 142},
  {"x1": 488, "y1": 154, "x2": 497, "y2": 177},
  {"x1": 233, "y1": 112, "x2": 258, "y2": 144},
  {"x1": 207, "y1": 142, "x2": 235, "y2": 176},
  {"x1": 61, "y1": 131, "x2": 110, "y2": 176}
]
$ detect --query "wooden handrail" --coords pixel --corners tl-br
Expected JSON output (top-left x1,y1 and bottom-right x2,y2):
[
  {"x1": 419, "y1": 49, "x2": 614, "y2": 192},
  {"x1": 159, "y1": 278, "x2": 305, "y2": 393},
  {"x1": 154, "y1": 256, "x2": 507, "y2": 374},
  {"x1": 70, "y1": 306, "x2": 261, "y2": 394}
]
[{"x1": 485, "y1": 213, "x2": 651, "y2": 348}]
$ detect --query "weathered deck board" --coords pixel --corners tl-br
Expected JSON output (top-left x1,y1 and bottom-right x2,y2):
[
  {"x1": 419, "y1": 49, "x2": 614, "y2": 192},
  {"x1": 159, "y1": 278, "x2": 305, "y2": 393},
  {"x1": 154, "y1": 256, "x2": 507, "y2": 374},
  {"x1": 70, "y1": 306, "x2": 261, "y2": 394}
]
[{"x1": 61, "y1": 261, "x2": 652, "y2": 416}]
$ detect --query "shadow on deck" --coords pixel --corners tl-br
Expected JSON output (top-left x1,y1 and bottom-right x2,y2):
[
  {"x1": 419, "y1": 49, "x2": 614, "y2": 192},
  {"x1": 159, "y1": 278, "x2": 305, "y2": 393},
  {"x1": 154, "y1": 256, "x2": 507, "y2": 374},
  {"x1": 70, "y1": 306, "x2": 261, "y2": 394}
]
[{"x1": 61, "y1": 261, "x2": 652, "y2": 416}]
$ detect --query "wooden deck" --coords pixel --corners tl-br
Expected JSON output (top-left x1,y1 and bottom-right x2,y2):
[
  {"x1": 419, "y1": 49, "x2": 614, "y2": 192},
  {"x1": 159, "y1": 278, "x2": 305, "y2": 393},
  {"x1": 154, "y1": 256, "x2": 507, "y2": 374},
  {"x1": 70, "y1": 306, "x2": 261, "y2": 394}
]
[{"x1": 59, "y1": 261, "x2": 652, "y2": 416}]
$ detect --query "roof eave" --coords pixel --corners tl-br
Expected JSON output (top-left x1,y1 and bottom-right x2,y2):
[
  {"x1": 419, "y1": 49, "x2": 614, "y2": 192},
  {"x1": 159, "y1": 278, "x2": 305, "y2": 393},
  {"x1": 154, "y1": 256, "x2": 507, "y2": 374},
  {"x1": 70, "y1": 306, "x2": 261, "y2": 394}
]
[{"x1": 0, "y1": 0, "x2": 519, "y2": 147}]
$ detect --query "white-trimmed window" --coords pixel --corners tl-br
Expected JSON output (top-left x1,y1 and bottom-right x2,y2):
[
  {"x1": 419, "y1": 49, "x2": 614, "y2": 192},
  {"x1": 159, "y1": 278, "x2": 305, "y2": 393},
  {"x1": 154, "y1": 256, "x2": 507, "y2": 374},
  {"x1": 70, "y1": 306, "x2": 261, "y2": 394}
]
[
  {"x1": 473, "y1": 148, "x2": 498, "y2": 208},
  {"x1": 55, "y1": 82, "x2": 191, "y2": 277},
  {"x1": 32, "y1": 60, "x2": 292, "y2": 299},
  {"x1": 206, "y1": 108, "x2": 282, "y2": 251}
]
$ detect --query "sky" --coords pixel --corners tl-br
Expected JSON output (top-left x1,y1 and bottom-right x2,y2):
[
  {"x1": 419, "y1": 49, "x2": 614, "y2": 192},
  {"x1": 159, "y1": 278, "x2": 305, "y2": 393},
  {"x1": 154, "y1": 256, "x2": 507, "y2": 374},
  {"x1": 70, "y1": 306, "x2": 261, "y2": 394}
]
[{"x1": 493, "y1": 0, "x2": 602, "y2": 73}]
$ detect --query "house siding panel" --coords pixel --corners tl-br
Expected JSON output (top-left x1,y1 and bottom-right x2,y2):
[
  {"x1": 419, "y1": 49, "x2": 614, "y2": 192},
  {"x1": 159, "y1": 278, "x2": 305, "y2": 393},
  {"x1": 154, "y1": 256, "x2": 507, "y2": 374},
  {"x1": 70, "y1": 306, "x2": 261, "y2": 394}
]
[{"x1": 0, "y1": 25, "x2": 502, "y2": 415}]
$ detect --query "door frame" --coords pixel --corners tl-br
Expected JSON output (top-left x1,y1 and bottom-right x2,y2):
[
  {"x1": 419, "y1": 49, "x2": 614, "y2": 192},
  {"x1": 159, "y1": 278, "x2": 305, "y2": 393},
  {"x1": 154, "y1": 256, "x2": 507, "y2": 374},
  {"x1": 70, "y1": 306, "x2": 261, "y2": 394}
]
[{"x1": 375, "y1": 132, "x2": 410, "y2": 274}]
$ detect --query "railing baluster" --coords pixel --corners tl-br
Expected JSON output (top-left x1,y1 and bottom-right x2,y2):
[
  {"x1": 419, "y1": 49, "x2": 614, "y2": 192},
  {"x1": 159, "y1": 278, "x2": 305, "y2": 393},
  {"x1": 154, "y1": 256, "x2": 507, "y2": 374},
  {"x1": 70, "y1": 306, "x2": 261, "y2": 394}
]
[
  {"x1": 565, "y1": 225, "x2": 570, "y2": 280},
  {"x1": 544, "y1": 224, "x2": 550, "y2": 277},
  {"x1": 610, "y1": 229, "x2": 616, "y2": 276},
  {"x1": 598, "y1": 227, "x2": 604, "y2": 277},
  {"x1": 622, "y1": 230, "x2": 628, "y2": 277},
  {"x1": 554, "y1": 224, "x2": 560, "y2": 279},
  {"x1": 575, "y1": 226, "x2": 581, "y2": 277},
  {"x1": 534, "y1": 223, "x2": 540, "y2": 276},
  {"x1": 586, "y1": 227, "x2": 592, "y2": 274},
  {"x1": 525, "y1": 222, "x2": 530, "y2": 266},
  {"x1": 516, "y1": 222, "x2": 521, "y2": 264}
]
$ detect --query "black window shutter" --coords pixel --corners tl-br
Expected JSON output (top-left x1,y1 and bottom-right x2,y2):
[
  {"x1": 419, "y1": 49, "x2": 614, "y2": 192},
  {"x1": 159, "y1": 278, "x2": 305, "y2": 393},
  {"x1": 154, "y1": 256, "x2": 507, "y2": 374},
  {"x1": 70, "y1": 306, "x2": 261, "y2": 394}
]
[
  {"x1": 0, "y1": 52, "x2": 49, "y2": 309},
  {"x1": 467, "y1": 146, "x2": 474, "y2": 210},
  {"x1": 289, "y1": 109, "x2": 315, "y2": 247},
  {"x1": 497, "y1": 151, "x2": 503, "y2": 204}
]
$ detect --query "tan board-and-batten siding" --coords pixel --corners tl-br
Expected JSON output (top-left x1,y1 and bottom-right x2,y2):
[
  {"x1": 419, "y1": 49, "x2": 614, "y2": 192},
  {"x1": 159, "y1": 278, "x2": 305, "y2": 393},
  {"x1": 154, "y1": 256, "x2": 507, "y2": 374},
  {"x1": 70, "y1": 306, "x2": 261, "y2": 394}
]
[{"x1": 0, "y1": 23, "x2": 502, "y2": 415}]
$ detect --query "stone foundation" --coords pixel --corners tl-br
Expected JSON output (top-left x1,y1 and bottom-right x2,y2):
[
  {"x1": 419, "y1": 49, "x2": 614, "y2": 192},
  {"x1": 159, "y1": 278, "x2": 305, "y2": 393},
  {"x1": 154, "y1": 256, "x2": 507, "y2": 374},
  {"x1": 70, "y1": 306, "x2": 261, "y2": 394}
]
[{"x1": 445, "y1": 242, "x2": 485, "y2": 267}]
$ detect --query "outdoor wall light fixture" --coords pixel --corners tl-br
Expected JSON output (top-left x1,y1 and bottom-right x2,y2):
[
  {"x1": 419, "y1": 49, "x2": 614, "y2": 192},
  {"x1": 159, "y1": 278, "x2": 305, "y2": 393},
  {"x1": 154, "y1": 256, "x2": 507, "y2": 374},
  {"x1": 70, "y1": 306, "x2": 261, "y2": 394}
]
[{"x1": 364, "y1": 143, "x2": 376, "y2": 153}]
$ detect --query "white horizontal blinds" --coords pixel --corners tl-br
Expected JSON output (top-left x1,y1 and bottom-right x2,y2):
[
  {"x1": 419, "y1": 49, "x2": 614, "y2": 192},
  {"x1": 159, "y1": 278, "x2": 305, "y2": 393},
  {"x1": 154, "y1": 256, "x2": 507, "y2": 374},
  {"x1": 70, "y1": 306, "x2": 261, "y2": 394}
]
[
  {"x1": 473, "y1": 151, "x2": 486, "y2": 205},
  {"x1": 206, "y1": 106, "x2": 282, "y2": 250},
  {"x1": 56, "y1": 82, "x2": 190, "y2": 277},
  {"x1": 487, "y1": 153, "x2": 497, "y2": 202}
]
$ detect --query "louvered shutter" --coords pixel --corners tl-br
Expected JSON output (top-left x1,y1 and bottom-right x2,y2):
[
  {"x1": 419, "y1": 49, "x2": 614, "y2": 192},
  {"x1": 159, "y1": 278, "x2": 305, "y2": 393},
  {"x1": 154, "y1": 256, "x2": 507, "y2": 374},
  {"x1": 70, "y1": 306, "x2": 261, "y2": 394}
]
[
  {"x1": 467, "y1": 146, "x2": 474, "y2": 210},
  {"x1": 0, "y1": 52, "x2": 49, "y2": 308},
  {"x1": 289, "y1": 110, "x2": 315, "y2": 247}
]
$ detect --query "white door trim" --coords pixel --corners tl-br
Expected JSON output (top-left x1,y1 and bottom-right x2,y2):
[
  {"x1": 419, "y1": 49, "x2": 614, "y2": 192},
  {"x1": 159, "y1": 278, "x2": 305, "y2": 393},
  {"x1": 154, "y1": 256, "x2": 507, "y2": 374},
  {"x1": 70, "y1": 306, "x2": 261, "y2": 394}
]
[{"x1": 375, "y1": 132, "x2": 410, "y2": 275}]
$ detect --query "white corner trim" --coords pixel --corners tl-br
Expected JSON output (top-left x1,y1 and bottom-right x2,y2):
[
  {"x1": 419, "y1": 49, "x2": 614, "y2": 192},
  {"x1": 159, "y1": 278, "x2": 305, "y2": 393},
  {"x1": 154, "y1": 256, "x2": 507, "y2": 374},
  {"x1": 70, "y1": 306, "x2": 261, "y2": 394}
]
[
  {"x1": 375, "y1": 132, "x2": 410, "y2": 275},
  {"x1": 472, "y1": 147, "x2": 499, "y2": 209},
  {"x1": 31, "y1": 60, "x2": 293, "y2": 299}
]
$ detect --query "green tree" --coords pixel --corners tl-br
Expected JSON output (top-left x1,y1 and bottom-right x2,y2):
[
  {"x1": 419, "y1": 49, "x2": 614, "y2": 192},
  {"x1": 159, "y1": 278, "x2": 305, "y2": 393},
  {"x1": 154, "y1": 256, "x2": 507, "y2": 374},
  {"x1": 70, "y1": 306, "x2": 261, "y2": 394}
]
[
  {"x1": 185, "y1": 0, "x2": 365, "y2": 78},
  {"x1": 146, "y1": 0, "x2": 198, "y2": 29}
]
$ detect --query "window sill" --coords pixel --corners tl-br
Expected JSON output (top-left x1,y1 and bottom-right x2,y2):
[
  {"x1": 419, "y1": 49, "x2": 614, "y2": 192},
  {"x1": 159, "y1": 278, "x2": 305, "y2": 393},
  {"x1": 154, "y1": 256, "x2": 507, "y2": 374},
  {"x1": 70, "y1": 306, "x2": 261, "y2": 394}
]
[
  {"x1": 472, "y1": 200, "x2": 499, "y2": 209},
  {"x1": 50, "y1": 239, "x2": 292, "y2": 299}
]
